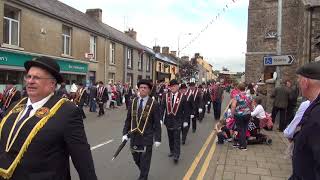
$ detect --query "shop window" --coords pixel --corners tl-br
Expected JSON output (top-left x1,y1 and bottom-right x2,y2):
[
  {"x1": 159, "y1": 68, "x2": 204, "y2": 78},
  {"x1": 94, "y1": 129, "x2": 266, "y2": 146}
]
[
  {"x1": 127, "y1": 48, "x2": 133, "y2": 69},
  {"x1": 62, "y1": 25, "x2": 72, "y2": 55},
  {"x1": 138, "y1": 52, "x2": 143, "y2": 71},
  {"x1": 90, "y1": 35, "x2": 97, "y2": 61},
  {"x1": 110, "y1": 42, "x2": 115, "y2": 64},
  {"x1": 3, "y1": 5, "x2": 20, "y2": 46},
  {"x1": 108, "y1": 73, "x2": 115, "y2": 84}
]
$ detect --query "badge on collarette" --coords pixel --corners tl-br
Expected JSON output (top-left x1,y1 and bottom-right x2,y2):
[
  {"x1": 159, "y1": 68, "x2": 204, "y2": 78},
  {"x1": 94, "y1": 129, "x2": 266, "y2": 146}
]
[
  {"x1": 12, "y1": 104, "x2": 25, "y2": 113},
  {"x1": 35, "y1": 107, "x2": 50, "y2": 118}
]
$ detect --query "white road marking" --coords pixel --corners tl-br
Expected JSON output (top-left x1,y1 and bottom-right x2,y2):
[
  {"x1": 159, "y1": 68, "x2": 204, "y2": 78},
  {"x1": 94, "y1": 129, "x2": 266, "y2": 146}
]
[{"x1": 90, "y1": 139, "x2": 114, "y2": 151}]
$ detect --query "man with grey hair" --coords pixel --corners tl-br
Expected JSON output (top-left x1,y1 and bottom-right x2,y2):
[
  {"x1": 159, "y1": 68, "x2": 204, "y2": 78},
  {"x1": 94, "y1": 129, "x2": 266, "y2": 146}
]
[{"x1": 290, "y1": 61, "x2": 320, "y2": 180}]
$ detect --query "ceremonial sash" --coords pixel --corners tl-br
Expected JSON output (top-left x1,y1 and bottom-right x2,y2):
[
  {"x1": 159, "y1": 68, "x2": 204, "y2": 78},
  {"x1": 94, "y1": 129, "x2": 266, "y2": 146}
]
[
  {"x1": 0, "y1": 97, "x2": 67, "y2": 179},
  {"x1": 3, "y1": 88, "x2": 17, "y2": 109},
  {"x1": 131, "y1": 97, "x2": 154, "y2": 135},
  {"x1": 185, "y1": 89, "x2": 192, "y2": 101},
  {"x1": 166, "y1": 92, "x2": 183, "y2": 116},
  {"x1": 97, "y1": 87, "x2": 106, "y2": 100},
  {"x1": 75, "y1": 88, "x2": 85, "y2": 105},
  {"x1": 193, "y1": 89, "x2": 198, "y2": 101}
]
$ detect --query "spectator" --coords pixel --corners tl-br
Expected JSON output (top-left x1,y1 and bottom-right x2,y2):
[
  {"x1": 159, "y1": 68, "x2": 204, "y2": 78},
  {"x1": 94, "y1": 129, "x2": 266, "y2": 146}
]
[{"x1": 271, "y1": 82, "x2": 290, "y2": 131}]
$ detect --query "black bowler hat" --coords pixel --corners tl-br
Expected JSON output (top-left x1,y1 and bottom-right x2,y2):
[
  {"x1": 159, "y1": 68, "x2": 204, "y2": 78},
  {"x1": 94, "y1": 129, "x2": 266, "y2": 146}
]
[
  {"x1": 198, "y1": 85, "x2": 203, "y2": 88},
  {"x1": 24, "y1": 56, "x2": 63, "y2": 83},
  {"x1": 189, "y1": 82, "x2": 195, "y2": 87},
  {"x1": 137, "y1": 79, "x2": 152, "y2": 89},
  {"x1": 180, "y1": 83, "x2": 187, "y2": 89},
  {"x1": 169, "y1": 79, "x2": 179, "y2": 86},
  {"x1": 296, "y1": 61, "x2": 320, "y2": 80}
]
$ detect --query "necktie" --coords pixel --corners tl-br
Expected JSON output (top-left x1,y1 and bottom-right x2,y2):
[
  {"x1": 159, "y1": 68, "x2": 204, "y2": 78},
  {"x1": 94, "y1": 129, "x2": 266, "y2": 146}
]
[
  {"x1": 138, "y1": 99, "x2": 144, "y2": 119},
  {"x1": 12, "y1": 105, "x2": 33, "y2": 137},
  {"x1": 172, "y1": 94, "x2": 175, "y2": 108}
]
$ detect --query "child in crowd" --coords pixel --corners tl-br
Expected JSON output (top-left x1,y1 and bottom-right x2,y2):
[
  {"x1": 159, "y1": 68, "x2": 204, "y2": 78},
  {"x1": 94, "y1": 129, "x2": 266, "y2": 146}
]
[{"x1": 215, "y1": 120, "x2": 232, "y2": 144}]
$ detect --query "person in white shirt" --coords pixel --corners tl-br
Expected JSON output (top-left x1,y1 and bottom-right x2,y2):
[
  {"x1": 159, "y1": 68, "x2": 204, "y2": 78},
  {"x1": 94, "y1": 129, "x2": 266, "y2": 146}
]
[{"x1": 251, "y1": 97, "x2": 266, "y2": 120}]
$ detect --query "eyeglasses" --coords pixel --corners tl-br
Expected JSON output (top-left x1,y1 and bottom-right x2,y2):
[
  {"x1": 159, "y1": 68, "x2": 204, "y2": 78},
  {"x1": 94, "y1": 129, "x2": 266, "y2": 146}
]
[{"x1": 24, "y1": 74, "x2": 55, "y2": 82}]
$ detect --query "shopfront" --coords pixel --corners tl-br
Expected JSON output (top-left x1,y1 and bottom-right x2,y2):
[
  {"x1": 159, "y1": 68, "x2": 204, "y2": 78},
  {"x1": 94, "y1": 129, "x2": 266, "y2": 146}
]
[{"x1": 0, "y1": 49, "x2": 88, "y2": 92}]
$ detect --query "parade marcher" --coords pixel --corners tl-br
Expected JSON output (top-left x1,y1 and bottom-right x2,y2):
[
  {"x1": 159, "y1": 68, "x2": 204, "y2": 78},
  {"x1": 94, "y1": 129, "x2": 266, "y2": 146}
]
[
  {"x1": 0, "y1": 56, "x2": 97, "y2": 180},
  {"x1": 89, "y1": 82, "x2": 97, "y2": 112},
  {"x1": 96, "y1": 81, "x2": 108, "y2": 117},
  {"x1": 211, "y1": 82, "x2": 224, "y2": 120},
  {"x1": 162, "y1": 79, "x2": 187, "y2": 163},
  {"x1": 290, "y1": 61, "x2": 320, "y2": 180},
  {"x1": 122, "y1": 79, "x2": 161, "y2": 180},
  {"x1": 189, "y1": 82, "x2": 200, "y2": 133},
  {"x1": 179, "y1": 83, "x2": 194, "y2": 145},
  {"x1": 271, "y1": 81, "x2": 290, "y2": 131},
  {"x1": 123, "y1": 83, "x2": 133, "y2": 110},
  {"x1": 74, "y1": 83, "x2": 88, "y2": 119},
  {"x1": 0, "y1": 82, "x2": 21, "y2": 118},
  {"x1": 205, "y1": 83, "x2": 212, "y2": 114},
  {"x1": 197, "y1": 85, "x2": 205, "y2": 122},
  {"x1": 56, "y1": 82, "x2": 69, "y2": 99},
  {"x1": 69, "y1": 80, "x2": 78, "y2": 101}
]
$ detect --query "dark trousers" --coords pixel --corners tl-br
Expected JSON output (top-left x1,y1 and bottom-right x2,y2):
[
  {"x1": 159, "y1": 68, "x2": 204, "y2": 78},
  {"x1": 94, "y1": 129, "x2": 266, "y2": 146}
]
[
  {"x1": 167, "y1": 128, "x2": 181, "y2": 159},
  {"x1": 181, "y1": 119, "x2": 190, "y2": 143},
  {"x1": 98, "y1": 102, "x2": 105, "y2": 116},
  {"x1": 207, "y1": 101, "x2": 211, "y2": 113},
  {"x1": 286, "y1": 105, "x2": 296, "y2": 128},
  {"x1": 89, "y1": 98, "x2": 96, "y2": 112},
  {"x1": 132, "y1": 146, "x2": 153, "y2": 180},
  {"x1": 191, "y1": 116, "x2": 197, "y2": 132},
  {"x1": 199, "y1": 106, "x2": 205, "y2": 121},
  {"x1": 271, "y1": 106, "x2": 287, "y2": 131},
  {"x1": 235, "y1": 114, "x2": 250, "y2": 148},
  {"x1": 78, "y1": 105, "x2": 86, "y2": 119},
  {"x1": 212, "y1": 101, "x2": 222, "y2": 120}
]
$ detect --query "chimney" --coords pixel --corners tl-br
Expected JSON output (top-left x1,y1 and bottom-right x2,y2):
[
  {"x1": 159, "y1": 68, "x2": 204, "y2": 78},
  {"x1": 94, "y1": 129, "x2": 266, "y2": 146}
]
[
  {"x1": 162, "y1": 46, "x2": 169, "y2": 54},
  {"x1": 195, "y1": 53, "x2": 200, "y2": 58},
  {"x1": 170, "y1": 51, "x2": 177, "y2": 57},
  {"x1": 153, "y1": 46, "x2": 160, "y2": 53},
  {"x1": 124, "y1": 28, "x2": 137, "y2": 40},
  {"x1": 86, "y1": 9, "x2": 102, "y2": 22}
]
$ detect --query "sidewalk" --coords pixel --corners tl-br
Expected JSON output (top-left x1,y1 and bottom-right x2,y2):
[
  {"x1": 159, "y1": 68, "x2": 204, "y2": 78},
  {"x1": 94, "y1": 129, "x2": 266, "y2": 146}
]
[{"x1": 205, "y1": 130, "x2": 292, "y2": 180}]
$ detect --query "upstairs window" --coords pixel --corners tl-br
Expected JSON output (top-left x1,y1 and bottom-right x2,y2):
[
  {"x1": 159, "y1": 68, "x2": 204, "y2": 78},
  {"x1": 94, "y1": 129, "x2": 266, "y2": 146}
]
[
  {"x1": 110, "y1": 42, "x2": 115, "y2": 64},
  {"x1": 138, "y1": 52, "x2": 143, "y2": 70},
  {"x1": 3, "y1": 5, "x2": 20, "y2": 46},
  {"x1": 62, "y1": 25, "x2": 72, "y2": 55},
  {"x1": 127, "y1": 48, "x2": 133, "y2": 68},
  {"x1": 90, "y1": 35, "x2": 97, "y2": 61}
]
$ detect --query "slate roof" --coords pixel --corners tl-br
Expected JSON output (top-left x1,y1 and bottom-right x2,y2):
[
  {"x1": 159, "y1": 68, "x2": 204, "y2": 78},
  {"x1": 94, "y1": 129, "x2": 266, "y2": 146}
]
[
  {"x1": 12, "y1": 0, "x2": 147, "y2": 50},
  {"x1": 155, "y1": 53, "x2": 178, "y2": 65}
]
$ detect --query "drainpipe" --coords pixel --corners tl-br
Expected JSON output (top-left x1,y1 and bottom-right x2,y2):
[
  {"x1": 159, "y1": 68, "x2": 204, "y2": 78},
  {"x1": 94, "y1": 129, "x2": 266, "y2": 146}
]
[{"x1": 275, "y1": 0, "x2": 282, "y2": 88}]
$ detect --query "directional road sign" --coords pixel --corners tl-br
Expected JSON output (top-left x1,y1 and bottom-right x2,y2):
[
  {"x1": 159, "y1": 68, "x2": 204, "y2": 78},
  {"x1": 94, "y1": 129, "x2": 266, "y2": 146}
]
[{"x1": 263, "y1": 55, "x2": 295, "y2": 66}]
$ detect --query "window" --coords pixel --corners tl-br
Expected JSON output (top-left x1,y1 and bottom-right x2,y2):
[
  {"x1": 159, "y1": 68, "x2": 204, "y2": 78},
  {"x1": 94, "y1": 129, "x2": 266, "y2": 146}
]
[
  {"x1": 90, "y1": 35, "x2": 97, "y2": 61},
  {"x1": 158, "y1": 62, "x2": 162, "y2": 72},
  {"x1": 108, "y1": 73, "x2": 115, "y2": 84},
  {"x1": 146, "y1": 56, "x2": 151, "y2": 72},
  {"x1": 62, "y1": 25, "x2": 72, "y2": 55},
  {"x1": 3, "y1": 5, "x2": 20, "y2": 46},
  {"x1": 146, "y1": 75, "x2": 151, "y2": 80},
  {"x1": 138, "y1": 75, "x2": 142, "y2": 81},
  {"x1": 110, "y1": 42, "x2": 115, "y2": 64},
  {"x1": 127, "y1": 48, "x2": 133, "y2": 68},
  {"x1": 126, "y1": 73, "x2": 133, "y2": 86},
  {"x1": 138, "y1": 52, "x2": 143, "y2": 70}
]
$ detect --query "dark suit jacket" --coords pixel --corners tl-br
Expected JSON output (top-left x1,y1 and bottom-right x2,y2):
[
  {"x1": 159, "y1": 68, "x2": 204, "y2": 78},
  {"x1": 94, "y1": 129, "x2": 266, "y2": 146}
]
[
  {"x1": 271, "y1": 86, "x2": 290, "y2": 108},
  {"x1": 78, "y1": 90, "x2": 88, "y2": 106},
  {"x1": 161, "y1": 92, "x2": 187, "y2": 129},
  {"x1": 123, "y1": 97, "x2": 161, "y2": 146},
  {"x1": 183, "y1": 93, "x2": 194, "y2": 122},
  {"x1": 0, "y1": 95, "x2": 97, "y2": 180},
  {"x1": 96, "y1": 86, "x2": 108, "y2": 103}
]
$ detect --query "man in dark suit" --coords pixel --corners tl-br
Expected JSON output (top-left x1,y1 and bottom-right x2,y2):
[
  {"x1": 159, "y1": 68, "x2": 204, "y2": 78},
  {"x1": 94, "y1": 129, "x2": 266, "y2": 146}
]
[
  {"x1": 0, "y1": 56, "x2": 97, "y2": 180},
  {"x1": 122, "y1": 79, "x2": 161, "y2": 180},
  {"x1": 271, "y1": 82, "x2": 290, "y2": 131},
  {"x1": 96, "y1": 81, "x2": 108, "y2": 117},
  {"x1": 179, "y1": 83, "x2": 194, "y2": 145},
  {"x1": 89, "y1": 82, "x2": 97, "y2": 112},
  {"x1": 189, "y1": 82, "x2": 201, "y2": 132},
  {"x1": 161, "y1": 79, "x2": 187, "y2": 163},
  {"x1": 74, "y1": 83, "x2": 88, "y2": 119}
]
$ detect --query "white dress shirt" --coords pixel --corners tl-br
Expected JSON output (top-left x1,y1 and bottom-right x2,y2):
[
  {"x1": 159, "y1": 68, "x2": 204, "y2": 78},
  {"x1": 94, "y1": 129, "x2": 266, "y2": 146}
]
[
  {"x1": 284, "y1": 100, "x2": 310, "y2": 139},
  {"x1": 251, "y1": 104, "x2": 266, "y2": 119},
  {"x1": 138, "y1": 96, "x2": 149, "y2": 109},
  {"x1": 18, "y1": 93, "x2": 54, "y2": 121}
]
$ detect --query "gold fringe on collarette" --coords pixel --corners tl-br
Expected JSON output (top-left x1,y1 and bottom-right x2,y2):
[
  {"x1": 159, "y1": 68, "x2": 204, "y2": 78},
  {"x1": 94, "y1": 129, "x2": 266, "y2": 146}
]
[
  {"x1": 0, "y1": 98, "x2": 67, "y2": 179},
  {"x1": 131, "y1": 97, "x2": 154, "y2": 134}
]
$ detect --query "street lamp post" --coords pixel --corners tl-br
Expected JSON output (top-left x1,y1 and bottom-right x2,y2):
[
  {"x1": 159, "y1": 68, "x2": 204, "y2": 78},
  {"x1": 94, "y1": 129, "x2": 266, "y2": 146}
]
[{"x1": 177, "y1": 33, "x2": 192, "y2": 58}]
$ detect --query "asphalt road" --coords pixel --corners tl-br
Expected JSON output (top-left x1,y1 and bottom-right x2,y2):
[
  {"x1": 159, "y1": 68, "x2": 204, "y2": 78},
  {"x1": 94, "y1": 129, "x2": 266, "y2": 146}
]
[{"x1": 70, "y1": 94, "x2": 230, "y2": 180}]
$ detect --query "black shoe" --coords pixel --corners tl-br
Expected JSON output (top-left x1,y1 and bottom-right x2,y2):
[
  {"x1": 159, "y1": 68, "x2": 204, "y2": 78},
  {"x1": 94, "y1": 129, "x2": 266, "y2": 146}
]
[
  {"x1": 233, "y1": 144, "x2": 239, "y2": 148},
  {"x1": 182, "y1": 141, "x2": 185, "y2": 145},
  {"x1": 238, "y1": 147, "x2": 247, "y2": 151},
  {"x1": 192, "y1": 129, "x2": 196, "y2": 133},
  {"x1": 173, "y1": 157, "x2": 179, "y2": 164},
  {"x1": 168, "y1": 153, "x2": 173, "y2": 157}
]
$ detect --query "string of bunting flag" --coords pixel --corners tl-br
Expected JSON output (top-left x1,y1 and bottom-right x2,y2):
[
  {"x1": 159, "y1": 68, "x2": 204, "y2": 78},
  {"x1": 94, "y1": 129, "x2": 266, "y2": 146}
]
[{"x1": 180, "y1": 0, "x2": 240, "y2": 52}]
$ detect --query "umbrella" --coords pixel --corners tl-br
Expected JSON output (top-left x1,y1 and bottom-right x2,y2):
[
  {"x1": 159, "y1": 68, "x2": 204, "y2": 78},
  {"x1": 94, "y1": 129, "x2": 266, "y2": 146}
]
[{"x1": 111, "y1": 138, "x2": 128, "y2": 161}]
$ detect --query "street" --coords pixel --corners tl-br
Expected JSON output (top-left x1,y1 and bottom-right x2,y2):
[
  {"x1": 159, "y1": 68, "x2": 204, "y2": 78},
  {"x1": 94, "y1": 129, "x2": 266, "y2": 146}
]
[{"x1": 70, "y1": 95, "x2": 230, "y2": 180}]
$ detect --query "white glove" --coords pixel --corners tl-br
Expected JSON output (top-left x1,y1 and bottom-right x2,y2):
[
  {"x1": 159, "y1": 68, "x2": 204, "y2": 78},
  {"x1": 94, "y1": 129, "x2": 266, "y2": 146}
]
[
  {"x1": 207, "y1": 101, "x2": 210, "y2": 105},
  {"x1": 205, "y1": 105, "x2": 208, "y2": 108},
  {"x1": 199, "y1": 108, "x2": 203, "y2": 113},
  {"x1": 160, "y1": 120, "x2": 163, "y2": 126},
  {"x1": 183, "y1": 122, "x2": 188, "y2": 128},
  {"x1": 190, "y1": 115, "x2": 195, "y2": 119},
  {"x1": 93, "y1": 98, "x2": 96, "y2": 101},
  {"x1": 154, "y1": 142, "x2": 161, "y2": 147},
  {"x1": 122, "y1": 135, "x2": 128, "y2": 142}
]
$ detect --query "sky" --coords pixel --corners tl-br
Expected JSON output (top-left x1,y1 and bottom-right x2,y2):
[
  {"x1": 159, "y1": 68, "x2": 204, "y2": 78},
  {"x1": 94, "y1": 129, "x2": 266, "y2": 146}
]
[{"x1": 60, "y1": 0, "x2": 249, "y2": 72}]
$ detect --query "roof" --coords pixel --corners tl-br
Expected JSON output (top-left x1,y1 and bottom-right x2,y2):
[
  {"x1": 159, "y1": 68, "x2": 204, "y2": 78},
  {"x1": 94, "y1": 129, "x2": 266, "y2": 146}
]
[
  {"x1": 155, "y1": 53, "x2": 178, "y2": 65},
  {"x1": 12, "y1": 0, "x2": 147, "y2": 50},
  {"x1": 302, "y1": 0, "x2": 320, "y2": 7}
]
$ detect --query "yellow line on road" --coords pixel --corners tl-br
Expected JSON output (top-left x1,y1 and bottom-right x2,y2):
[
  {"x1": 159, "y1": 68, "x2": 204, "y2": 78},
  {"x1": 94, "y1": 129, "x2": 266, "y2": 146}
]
[
  {"x1": 196, "y1": 136, "x2": 218, "y2": 180},
  {"x1": 183, "y1": 130, "x2": 215, "y2": 180}
]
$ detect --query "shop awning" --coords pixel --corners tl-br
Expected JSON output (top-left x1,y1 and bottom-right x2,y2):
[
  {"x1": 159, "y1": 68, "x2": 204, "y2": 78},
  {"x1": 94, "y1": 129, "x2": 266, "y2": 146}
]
[{"x1": 0, "y1": 49, "x2": 88, "y2": 75}]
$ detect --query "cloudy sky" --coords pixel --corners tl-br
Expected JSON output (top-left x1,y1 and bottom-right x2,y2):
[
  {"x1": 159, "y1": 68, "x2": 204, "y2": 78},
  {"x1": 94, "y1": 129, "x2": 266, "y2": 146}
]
[{"x1": 60, "y1": 0, "x2": 249, "y2": 72}]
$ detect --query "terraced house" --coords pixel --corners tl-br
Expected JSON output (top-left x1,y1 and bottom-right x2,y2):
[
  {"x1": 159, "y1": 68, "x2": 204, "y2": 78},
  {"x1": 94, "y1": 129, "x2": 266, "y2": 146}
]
[{"x1": 0, "y1": 0, "x2": 154, "y2": 91}]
